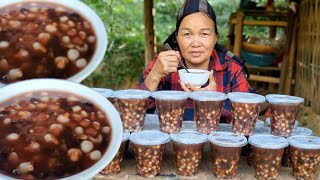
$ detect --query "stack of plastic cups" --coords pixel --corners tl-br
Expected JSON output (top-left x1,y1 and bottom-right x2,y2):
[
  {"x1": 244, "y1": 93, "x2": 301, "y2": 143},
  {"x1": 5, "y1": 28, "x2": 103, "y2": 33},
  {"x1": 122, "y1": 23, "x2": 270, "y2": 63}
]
[
  {"x1": 151, "y1": 91, "x2": 188, "y2": 133},
  {"x1": 170, "y1": 131, "x2": 207, "y2": 176},
  {"x1": 115, "y1": 89, "x2": 150, "y2": 132},
  {"x1": 266, "y1": 94, "x2": 304, "y2": 137},
  {"x1": 100, "y1": 132, "x2": 130, "y2": 176},
  {"x1": 288, "y1": 135, "x2": 320, "y2": 180},
  {"x1": 228, "y1": 92, "x2": 266, "y2": 136},
  {"x1": 129, "y1": 131, "x2": 170, "y2": 177},
  {"x1": 249, "y1": 134, "x2": 288, "y2": 180},
  {"x1": 282, "y1": 127, "x2": 313, "y2": 167},
  {"x1": 93, "y1": 88, "x2": 118, "y2": 111},
  {"x1": 190, "y1": 91, "x2": 227, "y2": 134},
  {"x1": 208, "y1": 132, "x2": 247, "y2": 178}
]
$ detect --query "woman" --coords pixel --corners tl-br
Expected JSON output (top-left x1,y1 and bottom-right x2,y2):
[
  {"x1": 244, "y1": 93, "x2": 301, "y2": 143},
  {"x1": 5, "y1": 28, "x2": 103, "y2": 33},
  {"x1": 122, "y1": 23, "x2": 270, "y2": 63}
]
[{"x1": 138, "y1": 0, "x2": 253, "y2": 122}]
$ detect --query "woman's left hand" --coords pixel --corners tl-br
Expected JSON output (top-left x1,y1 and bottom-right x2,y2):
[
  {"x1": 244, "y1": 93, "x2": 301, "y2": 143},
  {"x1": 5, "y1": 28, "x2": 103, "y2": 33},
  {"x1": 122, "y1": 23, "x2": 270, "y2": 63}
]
[{"x1": 180, "y1": 70, "x2": 217, "y2": 92}]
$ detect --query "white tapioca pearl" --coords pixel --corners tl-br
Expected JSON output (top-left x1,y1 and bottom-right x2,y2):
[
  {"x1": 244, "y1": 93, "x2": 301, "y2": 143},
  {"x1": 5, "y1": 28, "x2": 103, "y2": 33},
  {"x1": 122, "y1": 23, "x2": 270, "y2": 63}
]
[
  {"x1": 18, "y1": 162, "x2": 34, "y2": 174},
  {"x1": 89, "y1": 150, "x2": 102, "y2": 161},
  {"x1": 68, "y1": 148, "x2": 82, "y2": 162},
  {"x1": 17, "y1": 49, "x2": 29, "y2": 58},
  {"x1": 45, "y1": 24, "x2": 57, "y2": 33},
  {"x1": 72, "y1": 105, "x2": 81, "y2": 112},
  {"x1": 44, "y1": 134, "x2": 59, "y2": 145},
  {"x1": 7, "y1": 133, "x2": 19, "y2": 141},
  {"x1": 57, "y1": 114, "x2": 70, "y2": 124},
  {"x1": 102, "y1": 126, "x2": 111, "y2": 134},
  {"x1": 0, "y1": 41, "x2": 9, "y2": 48},
  {"x1": 49, "y1": 124, "x2": 63, "y2": 136},
  {"x1": 32, "y1": 42, "x2": 46, "y2": 53},
  {"x1": 60, "y1": 16, "x2": 68, "y2": 22},
  {"x1": 62, "y1": 36, "x2": 71, "y2": 43},
  {"x1": 75, "y1": 127, "x2": 84, "y2": 135},
  {"x1": 81, "y1": 140, "x2": 94, "y2": 153},
  {"x1": 38, "y1": 33, "x2": 51, "y2": 44},
  {"x1": 8, "y1": 20, "x2": 21, "y2": 28},
  {"x1": 55, "y1": 56, "x2": 69, "y2": 69},
  {"x1": 67, "y1": 49, "x2": 80, "y2": 61},
  {"x1": 3, "y1": 118, "x2": 11, "y2": 125},
  {"x1": 28, "y1": 142, "x2": 40, "y2": 151},
  {"x1": 75, "y1": 58, "x2": 87, "y2": 68},
  {"x1": 87, "y1": 35, "x2": 96, "y2": 43},
  {"x1": 76, "y1": 43, "x2": 88, "y2": 52}
]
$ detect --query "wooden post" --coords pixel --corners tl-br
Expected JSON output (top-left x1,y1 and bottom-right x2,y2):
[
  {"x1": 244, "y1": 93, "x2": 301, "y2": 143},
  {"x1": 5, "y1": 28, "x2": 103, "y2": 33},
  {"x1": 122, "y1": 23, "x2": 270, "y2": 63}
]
[
  {"x1": 144, "y1": 0, "x2": 155, "y2": 68},
  {"x1": 233, "y1": 11, "x2": 245, "y2": 56}
]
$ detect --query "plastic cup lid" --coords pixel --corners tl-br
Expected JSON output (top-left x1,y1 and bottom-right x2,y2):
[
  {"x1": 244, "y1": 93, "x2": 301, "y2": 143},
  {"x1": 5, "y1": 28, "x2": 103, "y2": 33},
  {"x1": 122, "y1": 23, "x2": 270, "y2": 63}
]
[
  {"x1": 170, "y1": 131, "x2": 207, "y2": 144},
  {"x1": 151, "y1": 90, "x2": 189, "y2": 100},
  {"x1": 227, "y1": 92, "x2": 265, "y2": 103},
  {"x1": 266, "y1": 94, "x2": 304, "y2": 104},
  {"x1": 249, "y1": 134, "x2": 288, "y2": 149},
  {"x1": 93, "y1": 88, "x2": 115, "y2": 98},
  {"x1": 265, "y1": 117, "x2": 299, "y2": 128},
  {"x1": 190, "y1": 91, "x2": 227, "y2": 101},
  {"x1": 115, "y1": 89, "x2": 150, "y2": 99},
  {"x1": 122, "y1": 132, "x2": 130, "y2": 142},
  {"x1": 218, "y1": 123, "x2": 232, "y2": 132},
  {"x1": 291, "y1": 127, "x2": 313, "y2": 136},
  {"x1": 253, "y1": 126, "x2": 271, "y2": 134},
  {"x1": 288, "y1": 135, "x2": 320, "y2": 149},
  {"x1": 129, "y1": 130, "x2": 170, "y2": 145},
  {"x1": 208, "y1": 132, "x2": 247, "y2": 147},
  {"x1": 255, "y1": 119, "x2": 265, "y2": 127}
]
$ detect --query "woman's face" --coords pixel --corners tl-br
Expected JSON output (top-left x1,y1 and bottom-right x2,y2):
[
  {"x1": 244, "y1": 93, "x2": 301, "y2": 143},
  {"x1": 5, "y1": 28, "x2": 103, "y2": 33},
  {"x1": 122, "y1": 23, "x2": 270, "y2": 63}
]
[{"x1": 176, "y1": 12, "x2": 217, "y2": 69}]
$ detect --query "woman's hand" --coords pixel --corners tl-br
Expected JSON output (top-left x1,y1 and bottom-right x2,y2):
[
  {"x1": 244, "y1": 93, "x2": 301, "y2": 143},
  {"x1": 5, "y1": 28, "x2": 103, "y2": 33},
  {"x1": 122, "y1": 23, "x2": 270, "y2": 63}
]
[
  {"x1": 152, "y1": 50, "x2": 181, "y2": 79},
  {"x1": 180, "y1": 70, "x2": 217, "y2": 92}
]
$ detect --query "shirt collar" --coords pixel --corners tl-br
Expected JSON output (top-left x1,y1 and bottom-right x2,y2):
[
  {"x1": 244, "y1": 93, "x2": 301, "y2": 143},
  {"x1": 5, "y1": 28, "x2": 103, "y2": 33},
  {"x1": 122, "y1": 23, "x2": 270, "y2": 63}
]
[{"x1": 210, "y1": 49, "x2": 228, "y2": 71}]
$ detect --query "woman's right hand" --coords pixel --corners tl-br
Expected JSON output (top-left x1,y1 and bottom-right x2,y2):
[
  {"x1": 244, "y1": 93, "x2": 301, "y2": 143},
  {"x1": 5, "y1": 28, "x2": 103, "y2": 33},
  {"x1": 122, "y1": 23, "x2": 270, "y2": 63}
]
[{"x1": 151, "y1": 50, "x2": 181, "y2": 79}]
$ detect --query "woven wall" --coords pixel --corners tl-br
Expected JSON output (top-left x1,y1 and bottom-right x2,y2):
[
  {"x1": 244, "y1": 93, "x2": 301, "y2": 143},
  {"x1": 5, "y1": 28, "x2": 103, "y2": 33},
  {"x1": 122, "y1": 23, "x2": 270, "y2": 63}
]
[{"x1": 296, "y1": 0, "x2": 320, "y2": 113}]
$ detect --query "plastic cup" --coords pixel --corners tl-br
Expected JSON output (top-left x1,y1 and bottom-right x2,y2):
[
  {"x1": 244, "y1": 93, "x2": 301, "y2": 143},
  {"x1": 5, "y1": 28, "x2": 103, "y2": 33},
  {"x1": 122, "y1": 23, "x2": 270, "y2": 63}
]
[
  {"x1": 170, "y1": 131, "x2": 207, "y2": 176},
  {"x1": 282, "y1": 127, "x2": 313, "y2": 167},
  {"x1": 208, "y1": 132, "x2": 247, "y2": 179},
  {"x1": 288, "y1": 135, "x2": 320, "y2": 180},
  {"x1": 151, "y1": 91, "x2": 188, "y2": 133},
  {"x1": 100, "y1": 132, "x2": 130, "y2": 176},
  {"x1": 266, "y1": 94, "x2": 304, "y2": 137},
  {"x1": 218, "y1": 123, "x2": 232, "y2": 132},
  {"x1": 190, "y1": 91, "x2": 227, "y2": 134},
  {"x1": 249, "y1": 134, "x2": 288, "y2": 180},
  {"x1": 93, "y1": 88, "x2": 118, "y2": 111},
  {"x1": 228, "y1": 92, "x2": 266, "y2": 136},
  {"x1": 129, "y1": 131, "x2": 170, "y2": 177},
  {"x1": 115, "y1": 89, "x2": 150, "y2": 132},
  {"x1": 255, "y1": 119, "x2": 265, "y2": 127},
  {"x1": 265, "y1": 117, "x2": 299, "y2": 128}
]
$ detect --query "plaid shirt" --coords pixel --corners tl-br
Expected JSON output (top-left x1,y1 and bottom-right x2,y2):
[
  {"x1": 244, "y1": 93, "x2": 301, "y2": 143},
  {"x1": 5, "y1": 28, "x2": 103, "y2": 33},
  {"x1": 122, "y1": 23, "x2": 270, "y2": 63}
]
[{"x1": 138, "y1": 48, "x2": 253, "y2": 122}]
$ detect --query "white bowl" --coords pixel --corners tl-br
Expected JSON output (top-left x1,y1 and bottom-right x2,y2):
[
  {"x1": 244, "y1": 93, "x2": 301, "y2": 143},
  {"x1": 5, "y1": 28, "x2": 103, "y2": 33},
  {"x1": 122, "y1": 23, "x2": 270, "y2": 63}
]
[
  {"x1": 0, "y1": 79, "x2": 122, "y2": 180},
  {"x1": 0, "y1": 0, "x2": 107, "y2": 86},
  {"x1": 178, "y1": 69, "x2": 210, "y2": 88}
]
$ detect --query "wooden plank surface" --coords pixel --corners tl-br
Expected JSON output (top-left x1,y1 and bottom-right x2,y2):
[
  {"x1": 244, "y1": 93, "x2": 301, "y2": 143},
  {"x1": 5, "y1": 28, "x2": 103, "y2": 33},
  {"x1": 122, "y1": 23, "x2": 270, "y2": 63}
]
[{"x1": 94, "y1": 115, "x2": 320, "y2": 180}]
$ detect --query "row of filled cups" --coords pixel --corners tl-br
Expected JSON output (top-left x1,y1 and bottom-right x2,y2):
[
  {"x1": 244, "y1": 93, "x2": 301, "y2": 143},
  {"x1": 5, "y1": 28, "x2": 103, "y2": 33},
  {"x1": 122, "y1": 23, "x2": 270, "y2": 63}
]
[
  {"x1": 99, "y1": 130, "x2": 320, "y2": 180},
  {"x1": 93, "y1": 88, "x2": 304, "y2": 137}
]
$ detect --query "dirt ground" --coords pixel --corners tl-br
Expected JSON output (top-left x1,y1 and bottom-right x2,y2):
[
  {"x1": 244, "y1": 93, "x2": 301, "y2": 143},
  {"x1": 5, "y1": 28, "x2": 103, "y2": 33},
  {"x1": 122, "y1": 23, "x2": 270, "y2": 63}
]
[{"x1": 297, "y1": 105, "x2": 320, "y2": 136}]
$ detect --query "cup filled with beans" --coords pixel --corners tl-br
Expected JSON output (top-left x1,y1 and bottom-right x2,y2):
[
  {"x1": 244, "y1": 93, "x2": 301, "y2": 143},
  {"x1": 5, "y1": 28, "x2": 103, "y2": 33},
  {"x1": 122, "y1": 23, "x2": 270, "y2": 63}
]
[
  {"x1": 0, "y1": 79, "x2": 123, "y2": 180},
  {"x1": 93, "y1": 88, "x2": 118, "y2": 111},
  {"x1": 228, "y1": 92, "x2": 266, "y2": 136},
  {"x1": 266, "y1": 94, "x2": 304, "y2": 137},
  {"x1": 208, "y1": 132, "x2": 247, "y2": 179},
  {"x1": 248, "y1": 134, "x2": 288, "y2": 180},
  {"x1": 151, "y1": 91, "x2": 188, "y2": 133},
  {"x1": 190, "y1": 91, "x2": 227, "y2": 134},
  {"x1": 115, "y1": 89, "x2": 150, "y2": 132},
  {"x1": 0, "y1": 0, "x2": 107, "y2": 86},
  {"x1": 170, "y1": 131, "x2": 207, "y2": 176},
  {"x1": 288, "y1": 135, "x2": 320, "y2": 180},
  {"x1": 129, "y1": 130, "x2": 170, "y2": 177}
]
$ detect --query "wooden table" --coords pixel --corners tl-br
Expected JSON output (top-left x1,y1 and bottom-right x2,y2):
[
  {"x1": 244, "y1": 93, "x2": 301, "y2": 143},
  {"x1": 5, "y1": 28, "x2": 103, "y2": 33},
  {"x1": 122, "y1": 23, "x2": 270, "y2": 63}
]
[{"x1": 94, "y1": 115, "x2": 320, "y2": 180}]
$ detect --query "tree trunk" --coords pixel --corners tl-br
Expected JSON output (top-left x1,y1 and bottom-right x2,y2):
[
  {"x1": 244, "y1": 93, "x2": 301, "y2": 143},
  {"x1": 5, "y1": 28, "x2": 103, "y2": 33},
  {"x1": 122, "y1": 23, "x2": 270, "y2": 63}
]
[{"x1": 144, "y1": 0, "x2": 155, "y2": 68}]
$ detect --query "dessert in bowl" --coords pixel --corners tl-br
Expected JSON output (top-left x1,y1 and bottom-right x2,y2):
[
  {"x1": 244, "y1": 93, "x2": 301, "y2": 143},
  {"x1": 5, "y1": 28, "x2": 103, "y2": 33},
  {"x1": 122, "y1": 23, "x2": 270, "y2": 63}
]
[{"x1": 178, "y1": 69, "x2": 210, "y2": 88}]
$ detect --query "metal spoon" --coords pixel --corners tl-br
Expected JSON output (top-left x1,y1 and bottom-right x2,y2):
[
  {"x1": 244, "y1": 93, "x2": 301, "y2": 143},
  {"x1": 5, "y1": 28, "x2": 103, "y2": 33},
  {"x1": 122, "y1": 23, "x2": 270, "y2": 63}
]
[{"x1": 164, "y1": 43, "x2": 190, "y2": 73}]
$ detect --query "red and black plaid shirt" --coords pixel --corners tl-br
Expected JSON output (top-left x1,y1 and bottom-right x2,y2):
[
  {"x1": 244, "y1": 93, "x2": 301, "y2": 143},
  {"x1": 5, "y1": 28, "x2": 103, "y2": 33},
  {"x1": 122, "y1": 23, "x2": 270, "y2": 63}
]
[{"x1": 138, "y1": 48, "x2": 253, "y2": 122}]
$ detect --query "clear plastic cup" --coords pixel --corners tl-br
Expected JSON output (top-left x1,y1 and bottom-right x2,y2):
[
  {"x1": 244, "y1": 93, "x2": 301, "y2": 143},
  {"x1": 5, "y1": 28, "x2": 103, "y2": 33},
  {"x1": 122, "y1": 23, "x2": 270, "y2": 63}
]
[
  {"x1": 115, "y1": 89, "x2": 150, "y2": 132},
  {"x1": 255, "y1": 119, "x2": 265, "y2": 127},
  {"x1": 228, "y1": 92, "x2": 266, "y2": 136},
  {"x1": 93, "y1": 88, "x2": 118, "y2": 111},
  {"x1": 266, "y1": 94, "x2": 304, "y2": 137},
  {"x1": 218, "y1": 123, "x2": 232, "y2": 132},
  {"x1": 249, "y1": 134, "x2": 288, "y2": 180},
  {"x1": 129, "y1": 130, "x2": 170, "y2": 177},
  {"x1": 100, "y1": 132, "x2": 130, "y2": 176},
  {"x1": 190, "y1": 91, "x2": 227, "y2": 134},
  {"x1": 170, "y1": 131, "x2": 207, "y2": 176},
  {"x1": 181, "y1": 121, "x2": 197, "y2": 132},
  {"x1": 151, "y1": 91, "x2": 188, "y2": 133},
  {"x1": 288, "y1": 135, "x2": 320, "y2": 180},
  {"x1": 208, "y1": 132, "x2": 247, "y2": 179}
]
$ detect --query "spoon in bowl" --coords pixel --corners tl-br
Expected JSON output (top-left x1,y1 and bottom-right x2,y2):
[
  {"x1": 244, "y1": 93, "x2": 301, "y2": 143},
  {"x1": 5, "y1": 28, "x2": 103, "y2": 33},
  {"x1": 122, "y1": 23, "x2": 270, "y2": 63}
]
[{"x1": 164, "y1": 43, "x2": 190, "y2": 73}]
